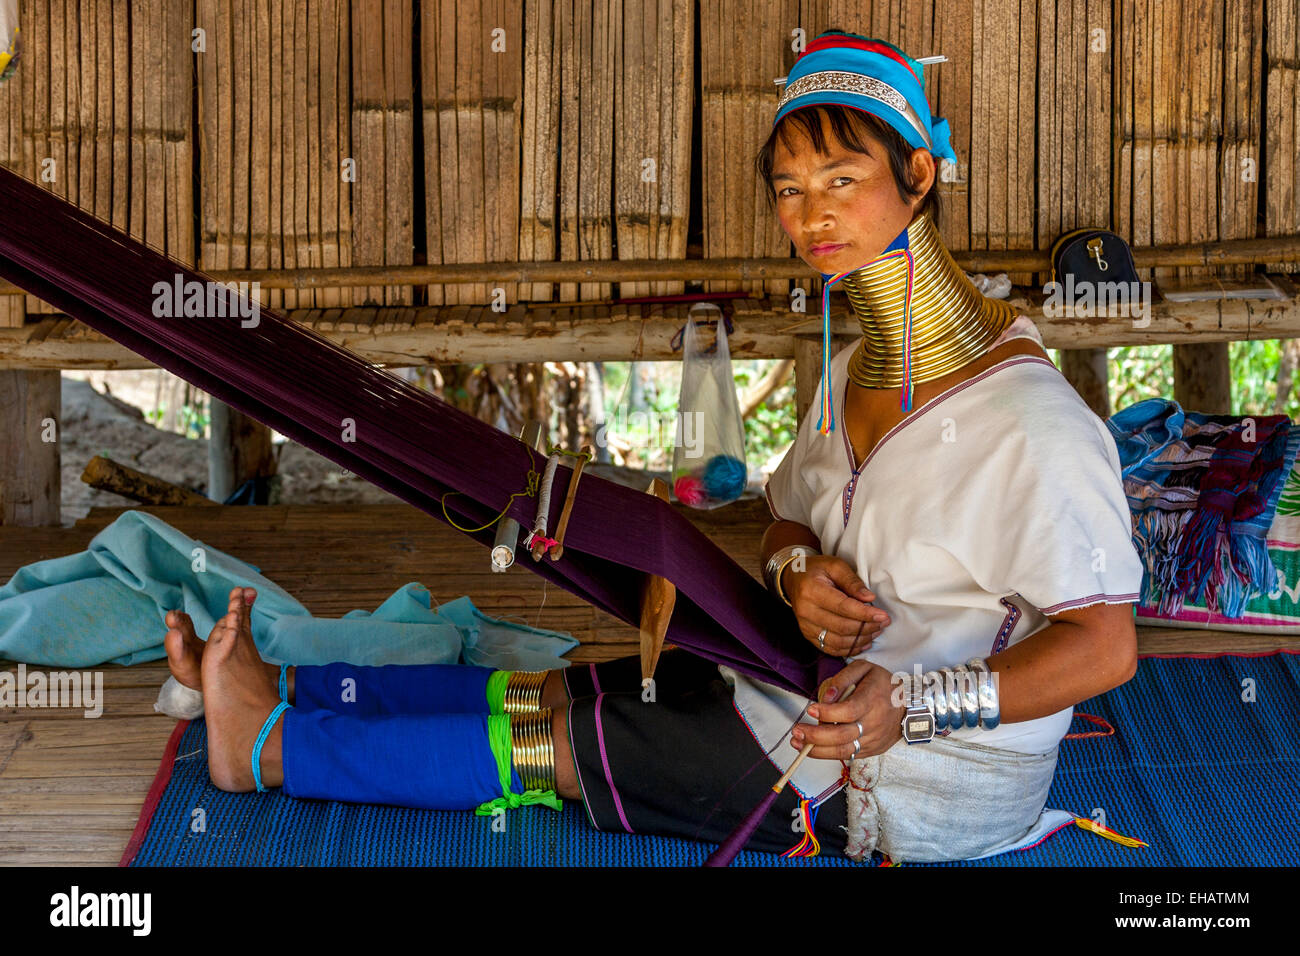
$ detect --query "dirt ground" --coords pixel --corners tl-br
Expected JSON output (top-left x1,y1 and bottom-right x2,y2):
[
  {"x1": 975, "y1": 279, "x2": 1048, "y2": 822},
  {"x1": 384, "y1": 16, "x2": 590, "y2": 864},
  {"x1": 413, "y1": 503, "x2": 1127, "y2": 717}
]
[
  {"x1": 57, "y1": 369, "x2": 769, "y2": 527},
  {"x1": 57, "y1": 370, "x2": 404, "y2": 526}
]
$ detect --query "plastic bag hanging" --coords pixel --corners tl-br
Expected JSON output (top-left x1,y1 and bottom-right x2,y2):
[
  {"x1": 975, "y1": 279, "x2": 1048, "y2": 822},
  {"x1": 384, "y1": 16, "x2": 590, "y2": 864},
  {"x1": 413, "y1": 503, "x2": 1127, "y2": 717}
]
[{"x1": 671, "y1": 305, "x2": 748, "y2": 510}]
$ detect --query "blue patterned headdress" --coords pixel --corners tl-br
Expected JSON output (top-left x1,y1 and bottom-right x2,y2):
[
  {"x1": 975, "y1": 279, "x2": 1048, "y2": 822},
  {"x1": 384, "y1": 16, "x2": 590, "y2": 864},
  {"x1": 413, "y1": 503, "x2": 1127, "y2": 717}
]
[
  {"x1": 773, "y1": 32, "x2": 955, "y2": 431},
  {"x1": 774, "y1": 31, "x2": 955, "y2": 163}
]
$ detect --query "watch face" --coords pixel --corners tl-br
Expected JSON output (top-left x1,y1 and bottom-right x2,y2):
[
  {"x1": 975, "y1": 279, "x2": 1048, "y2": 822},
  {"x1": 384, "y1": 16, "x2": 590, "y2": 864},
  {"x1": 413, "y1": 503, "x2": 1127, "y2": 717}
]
[{"x1": 903, "y1": 711, "x2": 935, "y2": 742}]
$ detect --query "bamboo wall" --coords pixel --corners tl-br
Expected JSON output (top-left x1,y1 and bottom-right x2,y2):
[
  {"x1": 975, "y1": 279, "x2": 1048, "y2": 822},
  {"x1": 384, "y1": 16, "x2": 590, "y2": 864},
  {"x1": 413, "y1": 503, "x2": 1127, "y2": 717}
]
[{"x1": 0, "y1": 0, "x2": 1297, "y2": 329}]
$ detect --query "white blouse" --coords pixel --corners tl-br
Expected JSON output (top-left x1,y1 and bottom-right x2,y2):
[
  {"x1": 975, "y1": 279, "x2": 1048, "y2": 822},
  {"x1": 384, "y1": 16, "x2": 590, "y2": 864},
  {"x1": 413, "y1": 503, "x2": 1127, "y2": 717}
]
[{"x1": 731, "y1": 317, "x2": 1144, "y2": 800}]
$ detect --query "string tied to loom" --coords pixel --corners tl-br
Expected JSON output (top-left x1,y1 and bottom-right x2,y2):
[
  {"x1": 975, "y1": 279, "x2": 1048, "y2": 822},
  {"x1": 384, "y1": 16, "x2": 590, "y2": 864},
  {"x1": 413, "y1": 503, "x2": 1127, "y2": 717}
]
[
  {"x1": 440, "y1": 446, "x2": 545, "y2": 534},
  {"x1": 437, "y1": 439, "x2": 592, "y2": 559},
  {"x1": 440, "y1": 435, "x2": 590, "y2": 534}
]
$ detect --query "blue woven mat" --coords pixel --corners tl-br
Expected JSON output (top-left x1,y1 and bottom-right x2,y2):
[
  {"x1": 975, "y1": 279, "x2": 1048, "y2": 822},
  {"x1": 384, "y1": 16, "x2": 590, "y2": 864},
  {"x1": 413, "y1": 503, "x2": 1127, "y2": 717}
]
[{"x1": 125, "y1": 653, "x2": 1300, "y2": 866}]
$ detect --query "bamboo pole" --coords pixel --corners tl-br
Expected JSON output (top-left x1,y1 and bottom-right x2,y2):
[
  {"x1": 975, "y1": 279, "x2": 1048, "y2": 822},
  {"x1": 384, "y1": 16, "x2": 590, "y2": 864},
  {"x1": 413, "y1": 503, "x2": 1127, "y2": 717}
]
[
  {"x1": 5, "y1": 234, "x2": 1297, "y2": 296},
  {"x1": 5, "y1": 280, "x2": 1300, "y2": 370}
]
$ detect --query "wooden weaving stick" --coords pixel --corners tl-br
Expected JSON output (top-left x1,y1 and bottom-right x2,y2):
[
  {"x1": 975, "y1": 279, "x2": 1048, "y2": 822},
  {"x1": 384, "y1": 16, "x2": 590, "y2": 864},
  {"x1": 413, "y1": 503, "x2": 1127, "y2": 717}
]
[
  {"x1": 639, "y1": 477, "x2": 677, "y2": 684},
  {"x1": 549, "y1": 443, "x2": 593, "y2": 561}
]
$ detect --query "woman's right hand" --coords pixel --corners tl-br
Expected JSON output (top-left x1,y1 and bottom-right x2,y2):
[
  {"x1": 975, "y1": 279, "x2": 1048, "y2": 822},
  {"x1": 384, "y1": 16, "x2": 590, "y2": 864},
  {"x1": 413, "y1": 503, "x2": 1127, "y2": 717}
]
[{"x1": 783, "y1": 555, "x2": 889, "y2": 657}]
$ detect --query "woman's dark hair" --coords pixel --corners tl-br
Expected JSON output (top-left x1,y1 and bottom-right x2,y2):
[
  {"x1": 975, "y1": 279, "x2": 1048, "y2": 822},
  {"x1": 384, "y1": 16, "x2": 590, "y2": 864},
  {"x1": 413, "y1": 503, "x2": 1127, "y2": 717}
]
[{"x1": 754, "y1": 104, "x2": 942, "y2": 230}]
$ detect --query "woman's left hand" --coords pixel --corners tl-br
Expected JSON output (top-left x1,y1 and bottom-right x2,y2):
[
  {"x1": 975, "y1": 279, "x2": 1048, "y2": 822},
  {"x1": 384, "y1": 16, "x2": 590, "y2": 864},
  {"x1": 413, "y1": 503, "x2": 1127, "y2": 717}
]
[{"x1": 790, "y1": 659, "x2": 904, "y2": 760}]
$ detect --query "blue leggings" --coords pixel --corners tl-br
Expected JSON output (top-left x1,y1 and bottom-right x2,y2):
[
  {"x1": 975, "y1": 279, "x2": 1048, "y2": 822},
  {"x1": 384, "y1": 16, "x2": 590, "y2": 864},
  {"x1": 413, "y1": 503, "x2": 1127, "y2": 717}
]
[
  {"x1": 278, "y1": 663, "x2": 523, "y2": 810},
  {"x1": 291, "y1": 662, "x2": 494, "y2": 716}
]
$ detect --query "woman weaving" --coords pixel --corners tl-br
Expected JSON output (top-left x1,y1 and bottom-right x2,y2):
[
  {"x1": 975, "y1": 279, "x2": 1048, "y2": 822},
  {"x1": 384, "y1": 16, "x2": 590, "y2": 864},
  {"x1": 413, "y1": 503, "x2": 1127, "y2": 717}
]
[{"x1": 162, "y1": 31, "x2": 1144, "y2": 863}]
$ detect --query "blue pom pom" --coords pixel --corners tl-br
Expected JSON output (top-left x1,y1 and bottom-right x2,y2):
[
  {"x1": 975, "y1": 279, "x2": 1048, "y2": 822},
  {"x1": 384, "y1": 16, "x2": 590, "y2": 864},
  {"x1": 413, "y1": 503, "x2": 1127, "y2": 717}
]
[{"x1": 701, "y1": 454, "x2": 747, "y2": 502}]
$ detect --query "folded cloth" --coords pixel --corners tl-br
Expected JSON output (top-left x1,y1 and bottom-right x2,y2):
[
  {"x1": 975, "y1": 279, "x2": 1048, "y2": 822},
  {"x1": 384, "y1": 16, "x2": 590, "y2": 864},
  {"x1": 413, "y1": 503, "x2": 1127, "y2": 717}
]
[
  {"x1": 0, "y1": 509, "x2": 577, "y2": 670},
  {"x1": 1106, "y1": 398, "x2": 1300, "y2": 618}
]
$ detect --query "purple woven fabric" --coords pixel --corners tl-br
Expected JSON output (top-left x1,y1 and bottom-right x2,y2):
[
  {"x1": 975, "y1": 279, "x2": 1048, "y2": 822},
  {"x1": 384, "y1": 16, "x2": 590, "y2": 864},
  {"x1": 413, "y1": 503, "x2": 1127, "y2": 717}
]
[{"x1": 0, "y1": 165, "x2": 837, "y2": 696}]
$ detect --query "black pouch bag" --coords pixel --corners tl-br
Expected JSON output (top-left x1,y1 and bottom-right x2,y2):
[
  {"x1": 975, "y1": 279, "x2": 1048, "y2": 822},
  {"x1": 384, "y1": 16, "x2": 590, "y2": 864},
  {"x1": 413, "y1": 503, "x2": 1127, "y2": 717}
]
[{"x1": 1050, "y1": 228, "x2": 1141, "y2": 288}]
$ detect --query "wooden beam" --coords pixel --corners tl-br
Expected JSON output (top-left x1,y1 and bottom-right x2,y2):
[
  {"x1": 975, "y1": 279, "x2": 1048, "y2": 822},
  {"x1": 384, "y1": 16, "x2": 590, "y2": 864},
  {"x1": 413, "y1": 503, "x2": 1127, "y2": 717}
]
[
  {"x1": 6, "y1": 235, "x2": 1300, "y2": 297},
  {"x1": 3, "y1": 279, "x2": 1300, "y2": 369}
]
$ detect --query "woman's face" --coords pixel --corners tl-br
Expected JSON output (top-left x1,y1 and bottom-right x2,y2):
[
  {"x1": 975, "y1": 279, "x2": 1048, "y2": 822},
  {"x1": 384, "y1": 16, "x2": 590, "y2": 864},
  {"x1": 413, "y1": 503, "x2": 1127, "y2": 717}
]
[{"x1": 770, "y1": 111, "x2": 936, "y2": 274}]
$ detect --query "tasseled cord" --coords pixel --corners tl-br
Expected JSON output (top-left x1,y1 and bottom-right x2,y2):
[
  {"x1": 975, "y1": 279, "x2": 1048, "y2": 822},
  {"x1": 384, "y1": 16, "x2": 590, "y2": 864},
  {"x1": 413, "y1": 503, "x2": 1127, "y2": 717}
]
[
  {"x1": 1072, "y1": 815, "x2": 1148, "y2": 848},
  {"x1": 702, "y1": 790, "x2": 824, "y2": 866},
  {"x1": 781, "y1": 798, "x2": 822, "y2": 858},
  {"x1": 815, "y1": 248, "x2": 917, "y2": 437}
]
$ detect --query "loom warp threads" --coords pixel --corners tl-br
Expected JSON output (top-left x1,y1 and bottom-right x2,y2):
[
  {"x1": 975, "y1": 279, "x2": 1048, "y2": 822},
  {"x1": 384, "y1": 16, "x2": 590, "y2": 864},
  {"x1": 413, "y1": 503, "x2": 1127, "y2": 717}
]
[{"x1": 673, "y1": 453, "x2": 746, "y2": 508}]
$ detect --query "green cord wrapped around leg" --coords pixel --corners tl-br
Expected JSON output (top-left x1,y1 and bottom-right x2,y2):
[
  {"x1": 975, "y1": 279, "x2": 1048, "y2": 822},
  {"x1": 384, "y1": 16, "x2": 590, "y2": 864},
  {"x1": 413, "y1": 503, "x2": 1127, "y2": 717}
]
[{"x1": 475, "y1": 713, "x2": 562, "y2": 815}]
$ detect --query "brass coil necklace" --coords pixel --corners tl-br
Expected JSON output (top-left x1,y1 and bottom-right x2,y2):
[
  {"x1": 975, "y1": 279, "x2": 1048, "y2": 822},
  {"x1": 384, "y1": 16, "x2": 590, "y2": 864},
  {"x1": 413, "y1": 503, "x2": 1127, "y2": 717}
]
[{"x1": 835, "y1": 212, "x2": 1017, "y2": 407}]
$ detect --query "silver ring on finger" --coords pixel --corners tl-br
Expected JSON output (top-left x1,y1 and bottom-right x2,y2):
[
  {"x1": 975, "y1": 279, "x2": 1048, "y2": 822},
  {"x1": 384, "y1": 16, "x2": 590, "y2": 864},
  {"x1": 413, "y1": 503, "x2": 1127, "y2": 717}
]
[
  {"x1": 851, "y1": 738, "x2": 861, "y2": 757},
  {"x1": 817, "y1": 628, "x2": 827, "y2": 650}
]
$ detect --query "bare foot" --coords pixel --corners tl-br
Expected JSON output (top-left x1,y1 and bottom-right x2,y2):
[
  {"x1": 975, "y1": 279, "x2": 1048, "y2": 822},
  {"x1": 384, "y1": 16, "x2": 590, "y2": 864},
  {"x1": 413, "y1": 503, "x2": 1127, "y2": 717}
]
[
  {"x1": 163, "y1": 606, "x2": 209, "y2": 691},
  {"x1": 202, "y1": 588, "x2": 285, "y2": 792},
  {"x1": 165, "y1": 587, "x2": 281, "y2": 693}
]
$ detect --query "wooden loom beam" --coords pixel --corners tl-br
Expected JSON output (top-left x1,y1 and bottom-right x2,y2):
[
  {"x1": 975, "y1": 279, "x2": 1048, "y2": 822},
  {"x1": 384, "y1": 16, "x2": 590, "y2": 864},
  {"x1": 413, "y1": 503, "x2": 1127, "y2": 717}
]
[{"x1": 2, "y1": 235, "x2": 1300, "y2": 296}]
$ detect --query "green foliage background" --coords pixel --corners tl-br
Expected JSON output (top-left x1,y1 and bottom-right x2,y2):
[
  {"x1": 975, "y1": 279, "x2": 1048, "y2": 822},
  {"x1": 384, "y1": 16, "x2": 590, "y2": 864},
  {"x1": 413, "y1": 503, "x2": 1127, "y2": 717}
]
[
  {"x1": 1104, "y1": 341, "x2": 1296, "y2": 420},
  {"x1": 600, "y1": 340, "x2": 1294, "y2": 474}
]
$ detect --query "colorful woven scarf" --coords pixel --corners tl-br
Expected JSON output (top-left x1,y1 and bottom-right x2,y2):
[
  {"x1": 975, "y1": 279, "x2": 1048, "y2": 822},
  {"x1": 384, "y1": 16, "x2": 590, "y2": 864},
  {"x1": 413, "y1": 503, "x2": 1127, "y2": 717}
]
[{"x1": 1107, "y1": 398, "x2": 1300, "y2": 618}]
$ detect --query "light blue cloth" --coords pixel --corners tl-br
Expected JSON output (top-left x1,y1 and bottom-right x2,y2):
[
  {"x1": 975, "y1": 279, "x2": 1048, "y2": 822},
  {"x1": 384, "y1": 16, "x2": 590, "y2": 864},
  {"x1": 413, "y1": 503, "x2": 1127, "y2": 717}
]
[{"x1": 0, "y1": 510, "x2": 578, "y2": 670}]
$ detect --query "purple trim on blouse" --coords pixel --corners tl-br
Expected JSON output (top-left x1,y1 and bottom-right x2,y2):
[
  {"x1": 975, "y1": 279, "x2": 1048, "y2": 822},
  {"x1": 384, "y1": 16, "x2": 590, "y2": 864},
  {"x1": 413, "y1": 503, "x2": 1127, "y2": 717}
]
[
  {"x1": 839, "y1": 355, "x2": 1059, "y2": 475},
  {"x1": 589, "y1": 662, "x2": 601, "y2": 695},
  {"x1": 990, "y1": 597, "x2": 1023, "y2": 655},
  {"x1": 593, "y1": 694, "x2": 634, "y2": 833},
  {"x1": 1038, "y1": 592, "x2": 1142, "y2": 615},
  {"x1": 764, "y1": 480, "x2": 792, "y2": 524},
  {"x1": 834, "y1": 356, "x2": 1060, "y2": 525},
  {"x1": 840, "y1": 471, "x2": 862, "y2": 529}
]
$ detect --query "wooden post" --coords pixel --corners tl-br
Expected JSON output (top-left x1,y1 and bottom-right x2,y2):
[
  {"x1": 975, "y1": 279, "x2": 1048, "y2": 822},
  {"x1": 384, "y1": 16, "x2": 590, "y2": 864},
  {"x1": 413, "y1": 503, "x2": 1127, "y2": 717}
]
[
  {"x1": 1173, "y1": 343, "x2": 1232, "y2": 413},
  {"x1": 793, "y1": 336, "x2": 821, "y2": 429},
  {"x1": 794, "y1": 334, "x2": 855, "y2": 429},
  {"x1": 207, "y1": 399, "x2": 277, "y2": 502},
  {"x1": 1059, "y1": 348, "x2": 1111, "y2": 417},
  {"x1": 0, "y1": 370, "x2": 62, "y2": 527}
]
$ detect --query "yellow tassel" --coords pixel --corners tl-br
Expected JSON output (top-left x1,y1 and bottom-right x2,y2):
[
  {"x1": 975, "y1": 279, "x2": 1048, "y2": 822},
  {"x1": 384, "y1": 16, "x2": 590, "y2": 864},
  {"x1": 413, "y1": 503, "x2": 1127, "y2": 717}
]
[{"x1": 1073, "y1": 815, "x2": 1148, "y2": 848}]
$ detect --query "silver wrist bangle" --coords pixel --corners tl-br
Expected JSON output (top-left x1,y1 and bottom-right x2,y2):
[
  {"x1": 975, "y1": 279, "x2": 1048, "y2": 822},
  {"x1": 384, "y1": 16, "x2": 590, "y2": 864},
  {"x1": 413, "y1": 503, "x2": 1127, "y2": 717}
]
[
  {"x1": 763, "y1": 544, "x2": 816, "y2": 603},
  {"x1": 952, "y1": 664, "x2": 979, "y2": 728},
  {"x1": 936, "y1": 667, "x2": 963, "y2": 730},
  {"x1": 966, "y1": 657, "x2": 1000, "y2": 730}
]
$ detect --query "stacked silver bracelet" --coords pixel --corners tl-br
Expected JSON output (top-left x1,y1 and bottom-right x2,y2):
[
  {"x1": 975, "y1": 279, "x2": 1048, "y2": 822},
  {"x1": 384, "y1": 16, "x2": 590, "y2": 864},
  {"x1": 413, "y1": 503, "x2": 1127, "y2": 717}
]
[
  {"x1": 763, "y1": 544, "x2": 816, "y2": 606},
  {"x1": 912, "y1": 658, "x2": 1000, "y2": 731}
]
